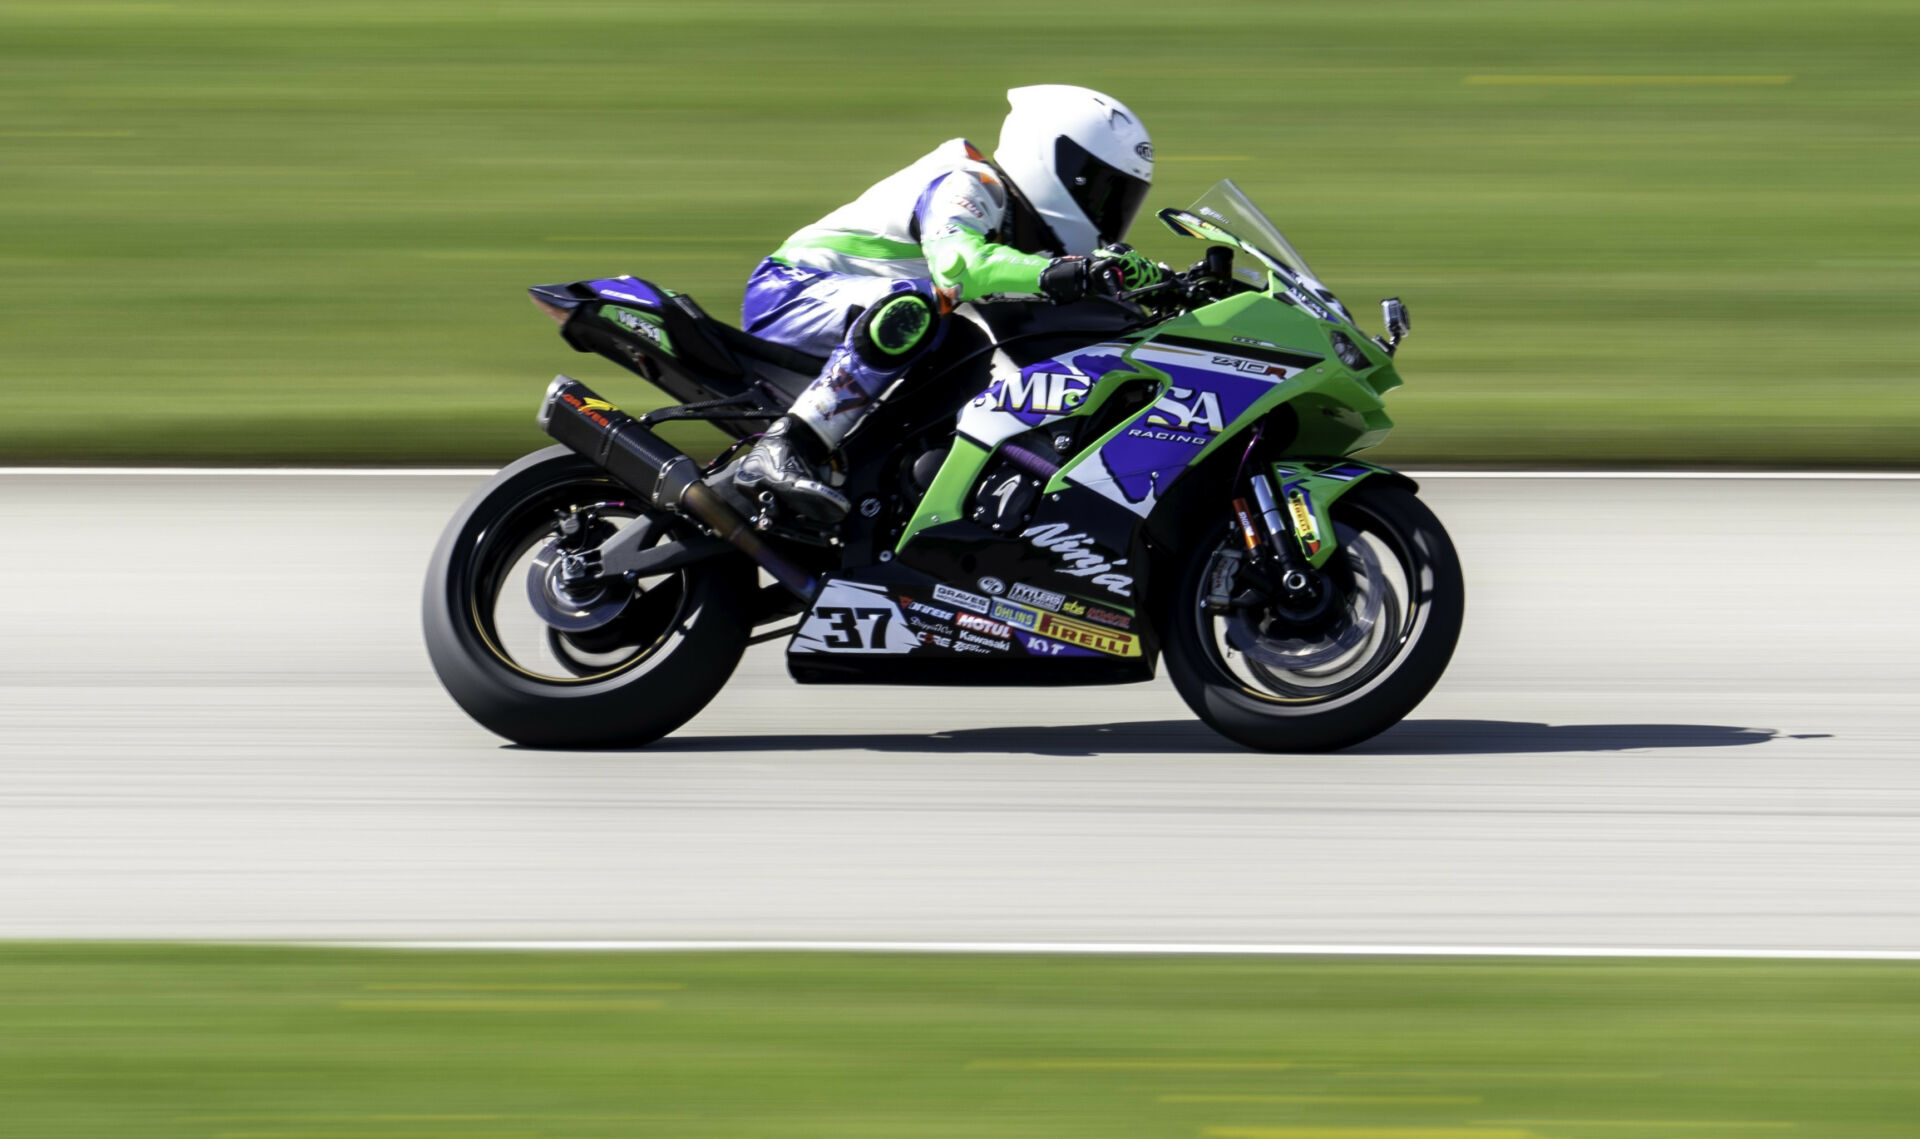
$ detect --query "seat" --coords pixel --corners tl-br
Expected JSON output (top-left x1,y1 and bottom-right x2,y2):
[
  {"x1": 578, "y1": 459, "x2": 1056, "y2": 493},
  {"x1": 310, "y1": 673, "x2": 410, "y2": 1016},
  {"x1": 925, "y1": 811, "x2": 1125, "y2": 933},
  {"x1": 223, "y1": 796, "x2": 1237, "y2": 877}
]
[{"x1": 660, "y1": 294, "x2": 823, "y2": 405}]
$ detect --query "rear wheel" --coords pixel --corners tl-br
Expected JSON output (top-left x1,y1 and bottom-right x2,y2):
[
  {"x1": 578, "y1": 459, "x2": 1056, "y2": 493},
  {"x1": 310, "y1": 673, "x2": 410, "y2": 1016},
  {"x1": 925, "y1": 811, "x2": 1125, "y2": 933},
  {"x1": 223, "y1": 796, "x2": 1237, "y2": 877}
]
[
  {"x1": 423, "y1": 445, "x2": 754, "y2": 748},
  {"x1": 1163, "y1": 483, "x2": 1464, "y2": 752}
]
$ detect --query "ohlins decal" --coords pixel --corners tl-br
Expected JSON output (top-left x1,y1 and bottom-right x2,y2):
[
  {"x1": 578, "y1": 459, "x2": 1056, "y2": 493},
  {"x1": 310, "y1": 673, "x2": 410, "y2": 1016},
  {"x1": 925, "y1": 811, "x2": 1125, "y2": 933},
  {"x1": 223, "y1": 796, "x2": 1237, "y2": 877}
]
[
  {"x1": 989, "y1": 600, "x2": 1040, "y2": 630},
  {"x1": 1020, "y1": 523, "x2": 1132, "y2": 598}
]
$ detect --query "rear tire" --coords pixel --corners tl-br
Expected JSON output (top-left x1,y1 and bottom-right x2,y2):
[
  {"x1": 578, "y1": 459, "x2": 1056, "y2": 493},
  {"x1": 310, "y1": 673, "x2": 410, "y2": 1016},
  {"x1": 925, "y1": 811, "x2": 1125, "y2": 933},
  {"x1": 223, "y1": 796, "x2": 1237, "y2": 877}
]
[
  {"x1": 423, "y1": 445, "x2": 755, "y2": 748},
  {"x1": 1163, "y1": 483, "x2": 1464, "y2": 752}
]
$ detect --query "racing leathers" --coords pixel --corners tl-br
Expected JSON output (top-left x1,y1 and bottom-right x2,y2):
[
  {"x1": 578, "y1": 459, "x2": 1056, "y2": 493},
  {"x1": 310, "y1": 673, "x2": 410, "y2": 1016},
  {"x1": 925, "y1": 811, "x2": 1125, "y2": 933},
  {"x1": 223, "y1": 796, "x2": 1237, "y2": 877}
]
[{"x1": 735, "y1": 139, "x2": 1103, "y2": 522}]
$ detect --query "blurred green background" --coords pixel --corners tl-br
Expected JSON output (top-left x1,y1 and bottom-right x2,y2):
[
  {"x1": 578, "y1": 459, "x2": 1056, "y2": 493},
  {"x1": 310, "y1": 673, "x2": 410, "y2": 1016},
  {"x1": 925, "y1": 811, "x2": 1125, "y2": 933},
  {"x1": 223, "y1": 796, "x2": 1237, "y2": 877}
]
[
  {"x1": 2, "y1": 0, "x2": 1915, "y2": 465},
  {"x1": 7, "y1": 945, "x2": 1920, "y2": 1136}
]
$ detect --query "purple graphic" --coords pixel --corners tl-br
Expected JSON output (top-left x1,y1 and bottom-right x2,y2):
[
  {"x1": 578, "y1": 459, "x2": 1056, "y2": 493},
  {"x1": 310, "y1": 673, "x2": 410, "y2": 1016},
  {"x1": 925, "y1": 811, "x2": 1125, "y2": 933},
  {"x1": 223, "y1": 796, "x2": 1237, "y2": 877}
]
[
  {"x1": 1018, "y1": 633, "x2": 1105, "y2": 659},
  {"x1": 588, "y1": 276, "x2": 667, "y2": 309},
  {"x1": 1095, "y1": 361, "x2": 1276, "y2": 504}
]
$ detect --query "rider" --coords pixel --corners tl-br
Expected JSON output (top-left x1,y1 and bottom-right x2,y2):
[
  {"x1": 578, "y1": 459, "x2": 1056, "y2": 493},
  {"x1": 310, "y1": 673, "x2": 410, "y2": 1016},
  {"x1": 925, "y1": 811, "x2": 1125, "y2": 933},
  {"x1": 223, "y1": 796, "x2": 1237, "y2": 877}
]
[{"x1": 734, "y1": 84, "x2": 1162, "y2": 521}]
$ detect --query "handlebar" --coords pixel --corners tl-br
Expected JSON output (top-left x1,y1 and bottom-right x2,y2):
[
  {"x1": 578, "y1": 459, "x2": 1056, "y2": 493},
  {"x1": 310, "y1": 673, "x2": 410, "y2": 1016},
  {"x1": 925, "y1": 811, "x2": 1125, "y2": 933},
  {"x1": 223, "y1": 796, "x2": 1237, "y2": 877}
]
[{"x1": 1112, "y1": 245, "x2": 1241, "y2": 313}]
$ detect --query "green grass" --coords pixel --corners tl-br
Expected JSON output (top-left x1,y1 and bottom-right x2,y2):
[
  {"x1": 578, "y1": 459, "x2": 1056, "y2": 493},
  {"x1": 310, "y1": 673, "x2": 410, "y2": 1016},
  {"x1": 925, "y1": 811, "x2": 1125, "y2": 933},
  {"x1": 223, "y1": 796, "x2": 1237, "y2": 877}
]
[
  {"x1": 3, "y1": 945, "x2": 1920, "y2": 1137},
  {"x1": 2, "y1": 1, "x2": 1917, "y2": 464}
]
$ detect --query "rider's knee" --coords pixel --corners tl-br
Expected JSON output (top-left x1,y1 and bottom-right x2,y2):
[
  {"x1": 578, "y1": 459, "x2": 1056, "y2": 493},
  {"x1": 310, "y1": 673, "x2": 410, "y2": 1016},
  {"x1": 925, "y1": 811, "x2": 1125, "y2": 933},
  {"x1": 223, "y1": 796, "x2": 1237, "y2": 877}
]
[{"x1": 849, "y1": 290, "x2": 938, "y2": 371}]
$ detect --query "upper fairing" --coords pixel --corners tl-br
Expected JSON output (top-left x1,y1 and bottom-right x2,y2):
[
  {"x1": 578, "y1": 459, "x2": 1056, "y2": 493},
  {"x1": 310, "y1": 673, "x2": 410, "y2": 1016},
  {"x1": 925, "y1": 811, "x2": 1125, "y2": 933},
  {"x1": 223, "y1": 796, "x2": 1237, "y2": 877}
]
[{"x1": 1060, "y1": 336, "x2": 1322, "y2": 515}]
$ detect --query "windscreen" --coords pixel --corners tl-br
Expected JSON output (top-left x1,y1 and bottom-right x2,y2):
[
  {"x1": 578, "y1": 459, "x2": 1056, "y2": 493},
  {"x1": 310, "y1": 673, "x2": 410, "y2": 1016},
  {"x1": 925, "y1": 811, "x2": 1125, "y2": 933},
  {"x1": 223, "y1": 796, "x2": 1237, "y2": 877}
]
[
  {"x1": 1179, "y1": 179, "x2": 1354, "y2": 327},
  {"x1": 1185, "y1": 180, "x2": 1316, "y2": 278}
]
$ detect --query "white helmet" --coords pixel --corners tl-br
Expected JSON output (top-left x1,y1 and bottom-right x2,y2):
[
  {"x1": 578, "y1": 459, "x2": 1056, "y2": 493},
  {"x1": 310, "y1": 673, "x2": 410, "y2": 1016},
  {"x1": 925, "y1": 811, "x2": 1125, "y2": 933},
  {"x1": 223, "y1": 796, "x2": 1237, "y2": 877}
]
[{"x1": 994, "y1": 84, "x2": 1154, "y2": 256}]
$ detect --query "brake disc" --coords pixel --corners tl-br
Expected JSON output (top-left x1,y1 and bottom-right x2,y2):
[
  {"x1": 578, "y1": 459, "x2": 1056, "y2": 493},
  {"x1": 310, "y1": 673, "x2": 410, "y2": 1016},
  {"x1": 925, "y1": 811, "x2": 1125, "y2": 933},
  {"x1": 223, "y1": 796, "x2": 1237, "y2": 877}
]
[
  {"x1": 1224, "y1": 523, "x2": 1385, "y2": 672},
  {"x1": 523, "y1": 516, "x2": 635, "y2": 634}
]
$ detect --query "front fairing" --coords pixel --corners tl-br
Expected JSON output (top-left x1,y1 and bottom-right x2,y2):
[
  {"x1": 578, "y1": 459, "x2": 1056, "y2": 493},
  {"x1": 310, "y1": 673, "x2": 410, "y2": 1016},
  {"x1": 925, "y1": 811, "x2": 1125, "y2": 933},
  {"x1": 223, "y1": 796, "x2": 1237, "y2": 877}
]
[{"x1": 1036, "y1": 291, "x2": 1398, "y2": 517}]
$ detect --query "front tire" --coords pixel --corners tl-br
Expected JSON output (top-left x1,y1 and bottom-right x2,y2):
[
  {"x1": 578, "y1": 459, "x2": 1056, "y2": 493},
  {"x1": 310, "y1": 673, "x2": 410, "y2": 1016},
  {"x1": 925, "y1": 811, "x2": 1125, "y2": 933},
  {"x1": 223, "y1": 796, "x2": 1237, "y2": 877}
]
[
  {"x1": 1163, "y1": 483, "x2": 1464, "y2": 752},
  {"x1": 423, "y1": 445, "x2": 755, "y2": 748}
]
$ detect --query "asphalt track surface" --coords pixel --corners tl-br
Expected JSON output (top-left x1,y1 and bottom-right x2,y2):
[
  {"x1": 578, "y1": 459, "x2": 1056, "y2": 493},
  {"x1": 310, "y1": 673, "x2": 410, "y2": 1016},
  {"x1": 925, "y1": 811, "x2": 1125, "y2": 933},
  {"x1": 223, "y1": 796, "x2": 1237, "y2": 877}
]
[{"x1": 1, "y1": 472, "x2": 1915, "y2": 950}]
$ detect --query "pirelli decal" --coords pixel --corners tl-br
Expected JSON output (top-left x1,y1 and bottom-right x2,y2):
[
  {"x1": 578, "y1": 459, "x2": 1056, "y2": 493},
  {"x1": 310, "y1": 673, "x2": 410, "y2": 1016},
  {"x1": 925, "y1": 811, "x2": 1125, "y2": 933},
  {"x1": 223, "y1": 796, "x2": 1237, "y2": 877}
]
[{"x1": 1036, "y1": 612, "x2": 1140, "y2": 657}]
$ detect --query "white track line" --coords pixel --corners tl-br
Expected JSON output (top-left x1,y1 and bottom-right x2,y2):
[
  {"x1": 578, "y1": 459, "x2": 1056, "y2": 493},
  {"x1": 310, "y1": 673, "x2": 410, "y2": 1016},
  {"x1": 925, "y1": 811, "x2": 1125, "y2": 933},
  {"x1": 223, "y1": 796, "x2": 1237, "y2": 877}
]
[
  {"x1": 1, "y1": 467, "x2": 1917, "y2": 480},
  {"x1": 318, "y1": 941, "x2": 1920, "y2": 960}
]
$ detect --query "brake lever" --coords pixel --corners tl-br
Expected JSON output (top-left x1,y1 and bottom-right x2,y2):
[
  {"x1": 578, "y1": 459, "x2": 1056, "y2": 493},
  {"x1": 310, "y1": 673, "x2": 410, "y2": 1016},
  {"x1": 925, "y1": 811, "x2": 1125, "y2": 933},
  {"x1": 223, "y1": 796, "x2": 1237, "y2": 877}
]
[{"x1": 1116, "y1": 279, "x2": 1183, "y2": 304}]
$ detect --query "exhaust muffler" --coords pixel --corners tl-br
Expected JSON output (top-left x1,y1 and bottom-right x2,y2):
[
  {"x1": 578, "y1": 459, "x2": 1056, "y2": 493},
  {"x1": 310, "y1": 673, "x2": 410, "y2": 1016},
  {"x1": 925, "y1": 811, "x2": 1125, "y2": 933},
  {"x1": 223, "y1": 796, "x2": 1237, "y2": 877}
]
[{"x1": 537, "y1": 375, "x2": 817, "y2": 599}]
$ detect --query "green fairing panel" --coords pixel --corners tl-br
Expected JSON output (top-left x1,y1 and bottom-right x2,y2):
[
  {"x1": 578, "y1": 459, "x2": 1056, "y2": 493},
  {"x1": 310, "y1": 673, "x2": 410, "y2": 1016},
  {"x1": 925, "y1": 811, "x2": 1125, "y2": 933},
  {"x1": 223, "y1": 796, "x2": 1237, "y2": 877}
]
[
  {"x1": 1269, "y1": 459, "x2": 1404, "y2": 568},
  {"x1": 922, "y1": 228, "x2": 1049, "y2": 301},
  {"x1": 1165, "y1": 293, "x2": 1399, "y2": 467},
  {"x1": 896, "y1": 436, "x2": 989, "y2": 548},
  {"x1": 895, "y1": 285, "x2": 1410, "y2": 562}
]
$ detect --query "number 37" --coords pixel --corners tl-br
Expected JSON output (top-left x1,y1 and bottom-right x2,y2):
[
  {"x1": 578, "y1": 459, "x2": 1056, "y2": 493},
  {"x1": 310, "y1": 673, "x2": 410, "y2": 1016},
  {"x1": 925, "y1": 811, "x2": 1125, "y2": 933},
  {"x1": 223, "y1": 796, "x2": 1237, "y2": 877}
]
[{"x1": 815, "y1": 606, "x2": 893, "y2": 650}]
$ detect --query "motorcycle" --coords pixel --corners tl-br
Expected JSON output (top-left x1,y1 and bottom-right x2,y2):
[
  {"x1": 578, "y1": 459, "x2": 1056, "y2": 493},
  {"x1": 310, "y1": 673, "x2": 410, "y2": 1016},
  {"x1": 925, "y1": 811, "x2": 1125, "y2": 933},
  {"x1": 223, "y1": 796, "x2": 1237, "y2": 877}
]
[{"x1": 423, "y1": 180, "x2": 1464, "y2": 751}]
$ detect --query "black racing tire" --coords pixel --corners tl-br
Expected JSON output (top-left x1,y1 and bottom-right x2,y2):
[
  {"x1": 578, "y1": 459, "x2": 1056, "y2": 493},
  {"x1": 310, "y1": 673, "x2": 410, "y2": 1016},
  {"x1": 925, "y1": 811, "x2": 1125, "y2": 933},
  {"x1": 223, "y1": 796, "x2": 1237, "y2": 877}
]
[
  {"x1": 423, "y1": 445, "x2": 755, "y2": 749},
  {"x1": 1163, "y1": 482, "x2": 1464, "y2": 752}
]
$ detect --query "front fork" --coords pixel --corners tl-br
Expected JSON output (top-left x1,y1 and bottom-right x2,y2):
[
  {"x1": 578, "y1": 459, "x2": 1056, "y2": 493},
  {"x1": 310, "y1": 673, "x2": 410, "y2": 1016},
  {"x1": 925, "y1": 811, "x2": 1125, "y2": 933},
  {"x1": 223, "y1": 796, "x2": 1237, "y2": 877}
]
[
  {"x1": 1204, "y1": 459, "x2": 1403, "y2": 614},
  {"x1": 1207, "y1": 472, "x2": 1318, "y2": 615}
]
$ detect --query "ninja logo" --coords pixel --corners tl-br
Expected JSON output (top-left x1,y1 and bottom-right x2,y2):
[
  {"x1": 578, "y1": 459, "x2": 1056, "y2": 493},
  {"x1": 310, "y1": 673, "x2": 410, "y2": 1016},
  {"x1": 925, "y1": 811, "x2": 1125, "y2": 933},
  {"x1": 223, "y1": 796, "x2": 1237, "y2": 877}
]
[
  {"x1": 989, "y1": 370, "x2": 1089, "y2": 416},
  {"x1": 1144, "y1": 386, "x2": 1226, "y2": 435},
  {"x1": 1020, "y1": 523, "x2": 1133, "y2": 598}
]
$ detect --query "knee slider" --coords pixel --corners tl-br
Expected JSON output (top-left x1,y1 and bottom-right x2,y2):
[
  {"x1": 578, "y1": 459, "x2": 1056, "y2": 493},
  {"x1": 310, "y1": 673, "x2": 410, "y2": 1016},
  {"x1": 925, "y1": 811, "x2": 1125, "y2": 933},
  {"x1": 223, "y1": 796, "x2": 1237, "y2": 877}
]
[{"x1": 850, "y1": 291, "x2": 936, "y2": 370}]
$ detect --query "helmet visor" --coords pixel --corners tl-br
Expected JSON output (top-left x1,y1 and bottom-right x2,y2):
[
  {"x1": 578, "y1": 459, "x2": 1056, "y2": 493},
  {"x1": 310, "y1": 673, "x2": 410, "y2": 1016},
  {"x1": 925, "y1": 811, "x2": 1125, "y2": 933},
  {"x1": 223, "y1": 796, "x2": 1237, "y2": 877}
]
[{"x1": 1054, "y1": 136, "x2": 1151, "y2": 246}]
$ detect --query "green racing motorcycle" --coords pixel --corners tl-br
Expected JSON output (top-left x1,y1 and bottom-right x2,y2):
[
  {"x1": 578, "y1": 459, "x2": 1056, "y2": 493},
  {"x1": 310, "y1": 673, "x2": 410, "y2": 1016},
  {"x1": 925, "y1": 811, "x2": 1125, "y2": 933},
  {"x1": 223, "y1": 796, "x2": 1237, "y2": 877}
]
[{"x1": 423, "y1": 180, "x2": 1464, "y2": 751}]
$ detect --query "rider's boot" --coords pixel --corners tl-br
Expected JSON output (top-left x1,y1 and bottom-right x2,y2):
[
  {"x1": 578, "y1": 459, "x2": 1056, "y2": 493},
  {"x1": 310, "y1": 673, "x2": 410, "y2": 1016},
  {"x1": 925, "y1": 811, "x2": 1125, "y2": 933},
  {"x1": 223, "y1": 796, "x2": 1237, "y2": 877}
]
[
  {"x1": 735, "y1": 290, "x2": 939, "y2": 525},
  {"x1": 734, "y1": 414, "x2": 850, "y2": 523}
]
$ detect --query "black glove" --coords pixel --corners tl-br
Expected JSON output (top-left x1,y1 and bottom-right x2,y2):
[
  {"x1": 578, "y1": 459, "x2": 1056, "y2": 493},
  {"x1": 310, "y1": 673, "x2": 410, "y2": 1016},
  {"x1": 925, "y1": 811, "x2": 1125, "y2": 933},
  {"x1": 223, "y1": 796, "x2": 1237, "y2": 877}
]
[
  {"x1": 1039, "y1": 255, "x2": 1089, "y2": 304},
  {"x1": 1091, "y1": 243, "x2": 1165, "y2": 292}
]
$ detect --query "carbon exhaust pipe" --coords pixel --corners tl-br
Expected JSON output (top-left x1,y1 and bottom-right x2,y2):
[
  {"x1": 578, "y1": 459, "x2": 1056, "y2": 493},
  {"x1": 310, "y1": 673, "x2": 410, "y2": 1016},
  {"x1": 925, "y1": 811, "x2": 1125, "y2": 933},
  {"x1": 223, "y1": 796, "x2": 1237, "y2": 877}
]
[{"x1": 537, "y1": 375, "x2": 818, "y2": 599}]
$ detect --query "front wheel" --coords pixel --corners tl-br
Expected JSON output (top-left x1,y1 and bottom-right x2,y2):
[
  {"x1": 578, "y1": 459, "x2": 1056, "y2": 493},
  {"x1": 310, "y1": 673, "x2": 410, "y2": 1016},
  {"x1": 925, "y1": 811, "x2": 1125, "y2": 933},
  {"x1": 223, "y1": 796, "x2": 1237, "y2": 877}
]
[
  {"x1": 423, "y1": 445, "x2": 756, "y2": 748},
  {"x1": 1163, "y1": 483, "x2": 1464, "y2": 752}
]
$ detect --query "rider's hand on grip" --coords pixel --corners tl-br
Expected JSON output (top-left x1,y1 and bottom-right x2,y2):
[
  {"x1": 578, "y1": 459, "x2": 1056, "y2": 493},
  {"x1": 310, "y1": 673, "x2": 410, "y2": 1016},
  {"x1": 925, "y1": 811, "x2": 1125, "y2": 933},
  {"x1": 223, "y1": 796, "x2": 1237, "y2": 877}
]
[
  {"x1": 1091, "y1": 243, "x2": 1165, "y2": 293},
  {"x1": 1040, "y1": 255, "x2": 1089, "y2": 304}
]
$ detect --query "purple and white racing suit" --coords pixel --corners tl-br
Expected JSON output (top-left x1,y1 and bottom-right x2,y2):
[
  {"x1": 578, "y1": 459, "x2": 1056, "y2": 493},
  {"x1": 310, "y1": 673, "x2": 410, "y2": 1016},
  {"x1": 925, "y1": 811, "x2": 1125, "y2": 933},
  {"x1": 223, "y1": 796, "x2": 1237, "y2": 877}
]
[{"x1": 740, "y1": 137, "x2": 1058, "y2": 448}]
